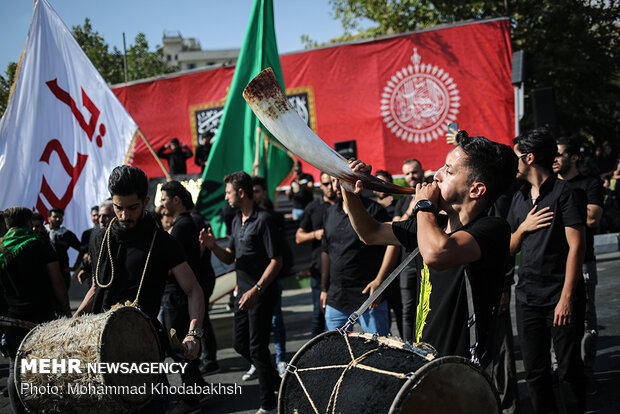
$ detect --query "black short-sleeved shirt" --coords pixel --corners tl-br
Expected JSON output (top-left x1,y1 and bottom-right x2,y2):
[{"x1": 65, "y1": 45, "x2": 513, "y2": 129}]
[
  {"x1": 227, "y1": 205, "x2": 281, "y2": 295},
  {"x1": 507, "y1": 176, "x2": 586, "y2": 306},
  {"x1": 321, "y1": 198, "x2": 389, "y2": 312},
  {"x1": 0, "y1": 238, "x2": 58, "y2": 323},
  {"x1": 567, "y1": 174, "x2": 603, "y2": 262},
  {"x1": 49, "y1": 227, "x2": 80, "y2": 271},
  {"x1": 166, "y1": 212, "x2": 201, "y2": 293},
  {"x1": 298, "y1": 198, "x2": 332, "y2": 277},
  {"x1": 92, "y1": 220, "x2": 186, "y2": 322},
  {"x1": 394, "y1": 195, "x2": 414, "y2": 218},
  {"x1": 392, "y1": 214, "x2": 510, "y2": 358}
]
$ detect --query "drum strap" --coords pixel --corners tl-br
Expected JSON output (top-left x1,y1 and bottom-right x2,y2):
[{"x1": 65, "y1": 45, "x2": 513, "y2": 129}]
[
  {"x1": 464, "y1": 266, "x2": 480, "y2": 366},
  {"x1": 339, "y1": 248, "x2": 419, "y2": 334},
  {"x1": 95, "y1": 217, "x2": 158, "y2": 307}
]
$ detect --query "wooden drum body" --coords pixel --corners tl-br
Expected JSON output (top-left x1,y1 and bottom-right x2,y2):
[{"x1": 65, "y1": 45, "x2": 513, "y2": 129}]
[
  {"x1": 279, "y1": 331, "x2": 499, "y2": 414},
  {"x1": 16, "y1": 306, "x2": 162, "y2": 414}
]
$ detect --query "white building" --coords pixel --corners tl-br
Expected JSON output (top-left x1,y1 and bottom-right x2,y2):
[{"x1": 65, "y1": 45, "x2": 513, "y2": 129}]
[{"x1": 163, "y1": 31, "x2": 239, "y2": 72}]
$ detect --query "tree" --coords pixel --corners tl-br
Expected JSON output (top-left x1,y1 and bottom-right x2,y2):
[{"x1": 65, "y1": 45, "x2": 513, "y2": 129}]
[
  {"x1": 71, "y1": 18, "x2": 124, "y2": 84},
  {"x1": 0, "y1": 62, "x2": 17, "y2": 117},
  {"x1": 1, "y1": 18, "x2": 176, "y2": 118},
  {"x1": 307, "y1": 0, "x2": 620, "y2": 145}
]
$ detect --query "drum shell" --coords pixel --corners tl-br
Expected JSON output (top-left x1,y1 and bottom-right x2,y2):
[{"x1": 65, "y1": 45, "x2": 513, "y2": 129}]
[
  {"x1": 279, "y1": 330, "x2": 499, "y2": 414},
  {"x1": 15, "y1": 306, "x2": 163, "y2": 414}
]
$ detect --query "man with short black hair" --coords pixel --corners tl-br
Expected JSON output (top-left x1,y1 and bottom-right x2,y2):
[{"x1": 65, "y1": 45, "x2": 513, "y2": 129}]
[
  {"x1": 320, "y1": 175, "x2": 391, "y2": 336},
  {"x1": 160, "y1": 180, "x2": 208, "y2": 413},
  {"x1": 76, "y1": 166, "x2": 204, "y2": 414},
  {"x1": 47, "y1": 207, "x2": 80, "y2": 288},
  {"x1": 510, "y1": 128, "x2": 586, "y2": 413},
  {"x1": 1, "y1": 206, "x2": 71, "y2": 413},
  {"x1": 201, "y1": 171, "x2": 282, "y2": 414},
  {"x1": 554, "y1": 136, "x2": 603, "y2": 396},
  {"x1": 157, "y1": 138, "x2": 193, "y2": 175},
  {"x1": 296, "y1": 171, "x2": 336, "y2": 337},
  {"x1": 341, "y1": 133, "x2": 516, "y2": 362}
]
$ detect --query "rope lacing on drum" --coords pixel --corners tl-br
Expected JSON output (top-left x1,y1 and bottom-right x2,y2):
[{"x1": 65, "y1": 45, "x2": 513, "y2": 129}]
[
  {"x1": 289, "y1": 332, "x2": 412, "y2": 414},
  {"x1": 95, "y1": 217, "x2": 158, "y2": 307}
]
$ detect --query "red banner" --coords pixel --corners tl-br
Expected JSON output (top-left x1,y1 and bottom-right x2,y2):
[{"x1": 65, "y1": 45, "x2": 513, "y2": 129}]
[{"x1": 113, "y1": 18, "x2": 513, "y2": 180}]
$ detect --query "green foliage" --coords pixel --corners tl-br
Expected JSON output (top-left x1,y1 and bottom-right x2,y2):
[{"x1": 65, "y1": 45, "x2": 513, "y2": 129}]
[
  {"x1": 0, "y1": 62, "x2": 17, "y2": 117},
  {"x1": 304, "y1": 0, "x2": 620, "y2": 145},
  {"x1": 1, "y1": 18, "x2": 176, "y2": 118}
]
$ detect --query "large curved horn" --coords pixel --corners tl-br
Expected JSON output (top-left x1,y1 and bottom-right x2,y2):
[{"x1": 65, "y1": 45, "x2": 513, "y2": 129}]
[{"x1": 243, "y1": 68, "x2": 414, "y2": 195}]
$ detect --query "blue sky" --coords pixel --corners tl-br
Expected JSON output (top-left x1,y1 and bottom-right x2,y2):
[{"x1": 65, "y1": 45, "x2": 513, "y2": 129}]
[{"x1": 0, "y1": 0, "x2": 349, "y2": 74}]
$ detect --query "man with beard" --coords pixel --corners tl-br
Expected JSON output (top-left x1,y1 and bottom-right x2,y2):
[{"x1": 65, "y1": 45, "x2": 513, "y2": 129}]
[
  {"x1": 201, "y1": 171, "x2": 282, "y2": 414},
  {"x1": 47, "y1": 207, "x2": 80, "y2": 288},
  {"x1": 160, "y1": 180, "x2": 207, "y2": 414},
  {"x1": 296, "y1": 171, "x2": 336, "y2": 337},
  {"x1": 340, "y1": 133, "x2": 516, "y2": 363},
  {"x1": 320, "y1": 174, "x2": 391, "y2": 336},
  {"x1": 76, "y1": 166, "x2": 204, "y2": 414},
  {"x1": 0, "y1": 207, "x2": 71, "y2": 413},
  {"x1": 509, "y1": 129, "x2": 586, "y2": 413},
  {"x1": 553, "y1": 137, "x2": 604, "y2": 395}
]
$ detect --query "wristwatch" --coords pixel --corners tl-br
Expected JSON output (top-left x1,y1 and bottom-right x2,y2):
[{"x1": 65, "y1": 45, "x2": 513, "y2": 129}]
[
  {"x1": 186, "y1": 329, "x2": 203, "y2": 339},
  {"x1": 413, "y1": 200, "x2": 435, "y2": 214},
  {"x1": 255, "y1": 283, "x2": 263, "y2": 295}
]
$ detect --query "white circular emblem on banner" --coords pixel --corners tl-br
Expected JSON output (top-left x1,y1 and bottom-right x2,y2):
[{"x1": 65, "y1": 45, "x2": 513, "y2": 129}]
[{"x1": 381, "y1": 48, "x2": 460, "y2": 143}]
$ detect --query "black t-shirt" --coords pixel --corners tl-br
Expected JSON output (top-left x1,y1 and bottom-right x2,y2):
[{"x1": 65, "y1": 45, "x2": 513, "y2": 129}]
[
  {"x1": 166, "y1": 212, "x2": 201, "y2": 293},
  {"x1": 0, "y1": 238, "x2": 58, "y2": 323},
  {"x1": 507, "y1": 176, "x2": 586, "y2": 306},
  {"x1": 394, "y1": 195, "x2": 414, "y2": 218},
  {"x1": 567, "y1": 174, "x2": 603, "y2": 262},
  {"x1": 322, "y1": 198, "x2": 389, "y2": 312},
  {"x1": 92, "y1": 217, "x2": 186, "y2": 322},
  {"x1": 392, "y1": 214, "x2": 510, "y2": 359},
  {"x1": 49, "y1": 227, "x2": 80, "y2": 271},
  {"x1": 298, "y1": 198, "x2": 331, "y2": 278},
  {"x1": 227, "y1": 205, "x2": 281, "y2": 294}
]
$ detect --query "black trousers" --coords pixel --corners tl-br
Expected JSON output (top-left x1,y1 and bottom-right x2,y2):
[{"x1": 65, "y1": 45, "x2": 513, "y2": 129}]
[
  {"x1": 233, "y1": 287, "x2": 279, "y2": 410},
  {"x1": 400, "y1": 264, "x2": 417, "y2": 343},
  {"x1": 162, "y1": 290, "x2": 206, "y2": 405},
  {"x1": 516, "y1": 298, "x2": 585, "y2": 414}
]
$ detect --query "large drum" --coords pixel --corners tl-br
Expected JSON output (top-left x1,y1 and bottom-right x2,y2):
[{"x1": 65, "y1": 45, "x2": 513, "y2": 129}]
[
  {"x1": 16, "y1": 306, "x2": 162, "y2": 414},
  {"x1": 279, "y1": 331, "x2": 500, "y2": 414}
]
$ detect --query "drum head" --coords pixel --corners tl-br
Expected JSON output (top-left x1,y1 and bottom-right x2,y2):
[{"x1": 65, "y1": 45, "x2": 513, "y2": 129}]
[
  {"x1": 390, "y1": 356, "x2": 500, "y2": 414},
  {"x1": 100, "y1": 306, "x2": 162, "y2": 408},
  {"x1": 279, "y1": 331, "x2": 434, "y2": 414}
]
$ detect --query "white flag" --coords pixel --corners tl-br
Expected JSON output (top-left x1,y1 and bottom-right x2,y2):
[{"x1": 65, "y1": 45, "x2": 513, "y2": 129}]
[{"x1": 0, "y1": 0, "x2": 138, "y2": 235}]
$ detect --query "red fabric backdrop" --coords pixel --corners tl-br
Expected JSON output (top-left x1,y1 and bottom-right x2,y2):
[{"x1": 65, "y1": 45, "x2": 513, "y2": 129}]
[{"x1": 113, "y1": 18, "x2": 513, "y2": 181}]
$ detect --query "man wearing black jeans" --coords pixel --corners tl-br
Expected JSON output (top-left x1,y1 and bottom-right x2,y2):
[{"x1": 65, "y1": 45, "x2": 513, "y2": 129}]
[
  {"x1": 296, "y1": 172, "x2": 336, "y2": 337},
  {"x1": 201, "y1": 171, "x2": 282, "y2": 414},
  {"x1": 160, "y1": 180, "x2": 208, "y2": 414},
  {"x1": 509, "y1": 129, "x2": 586, "y2": 414},
  {"x1": 0, "y1": 207, "x2": 71, "y2": 414}
]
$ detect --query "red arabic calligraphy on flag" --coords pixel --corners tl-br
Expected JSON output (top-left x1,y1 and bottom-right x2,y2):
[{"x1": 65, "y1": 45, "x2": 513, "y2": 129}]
[{"x1": 0, "y1": 0, "x2": 138, "y2": 234}]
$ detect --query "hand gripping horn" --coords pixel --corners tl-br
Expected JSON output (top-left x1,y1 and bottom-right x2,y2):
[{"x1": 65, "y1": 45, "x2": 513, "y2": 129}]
[{"x1": 243, "y1": 68, "x2": 414, "y2": 195}]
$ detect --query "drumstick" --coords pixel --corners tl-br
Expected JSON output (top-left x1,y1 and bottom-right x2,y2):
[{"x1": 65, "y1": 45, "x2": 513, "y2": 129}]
[{"x1": 169, "y1": 328, "x2": 187, "y2": 352}]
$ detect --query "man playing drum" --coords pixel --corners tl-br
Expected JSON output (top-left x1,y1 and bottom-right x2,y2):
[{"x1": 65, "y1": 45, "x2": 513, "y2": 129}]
[
  {"x1": 339, "y1": 133, "x2": 517, "y2": 363},
  {"x1": 76, "y1": 166, "x2": 204, "y2": 414}
]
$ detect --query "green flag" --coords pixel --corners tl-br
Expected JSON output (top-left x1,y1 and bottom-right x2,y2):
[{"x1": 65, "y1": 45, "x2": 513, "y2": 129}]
[{"x1": 196, "y1": 0, "x2": 293, "y2": 237}]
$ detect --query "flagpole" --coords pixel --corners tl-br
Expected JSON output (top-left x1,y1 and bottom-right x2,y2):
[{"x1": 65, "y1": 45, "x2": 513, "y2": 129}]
[{"x1": 137, "y1": 128, "x2": 171, "y2": 180}]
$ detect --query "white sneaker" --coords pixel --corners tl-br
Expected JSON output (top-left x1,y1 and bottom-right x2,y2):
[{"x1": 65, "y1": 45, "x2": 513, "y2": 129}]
[
  {"x1": 242, "y1": 364, "x2": 257, "y2": 381},
  {"x1": 277, "y1": 361, "x2": 288, "y2": 377}
]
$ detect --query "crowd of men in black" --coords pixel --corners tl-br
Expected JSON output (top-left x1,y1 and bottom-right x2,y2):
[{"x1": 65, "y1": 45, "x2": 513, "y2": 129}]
[{"x1": 0, "y1": 127, "x2": 619, "y2": 414}]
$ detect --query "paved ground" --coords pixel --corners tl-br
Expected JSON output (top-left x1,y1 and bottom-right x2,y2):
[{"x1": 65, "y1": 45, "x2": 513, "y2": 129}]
[{"x1": 1, "y1": 251, "x2": 619, "y2": 413}]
